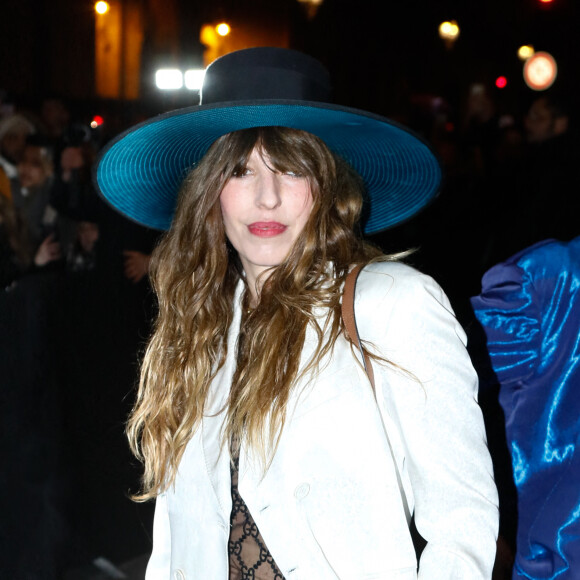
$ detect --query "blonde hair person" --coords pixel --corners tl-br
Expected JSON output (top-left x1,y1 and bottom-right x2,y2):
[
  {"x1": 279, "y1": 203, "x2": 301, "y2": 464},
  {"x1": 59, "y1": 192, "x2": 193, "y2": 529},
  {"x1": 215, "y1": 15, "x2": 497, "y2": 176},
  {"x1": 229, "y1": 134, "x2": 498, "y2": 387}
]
[
  {"x1": 96, "y1": 48, "x2": 498, "y2": 579},
  {"x1": 0, "y1": 114, "x2": 36, "y2": 180}
]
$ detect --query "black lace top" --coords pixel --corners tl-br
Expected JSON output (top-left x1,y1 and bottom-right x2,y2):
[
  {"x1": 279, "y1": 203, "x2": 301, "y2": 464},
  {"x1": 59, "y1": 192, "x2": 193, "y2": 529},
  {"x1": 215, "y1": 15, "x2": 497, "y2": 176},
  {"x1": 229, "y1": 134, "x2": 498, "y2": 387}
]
[{"x1": 228, "y1": 444, "x2": 285, "y2": 580}]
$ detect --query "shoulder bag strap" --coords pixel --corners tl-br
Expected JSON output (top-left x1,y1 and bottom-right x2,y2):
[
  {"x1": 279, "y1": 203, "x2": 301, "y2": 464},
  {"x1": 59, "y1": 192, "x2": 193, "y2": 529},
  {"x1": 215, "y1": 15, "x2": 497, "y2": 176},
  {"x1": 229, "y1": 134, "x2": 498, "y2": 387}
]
[{"x1": 342, "y1": 264, "x2": 375, "y2": 390}]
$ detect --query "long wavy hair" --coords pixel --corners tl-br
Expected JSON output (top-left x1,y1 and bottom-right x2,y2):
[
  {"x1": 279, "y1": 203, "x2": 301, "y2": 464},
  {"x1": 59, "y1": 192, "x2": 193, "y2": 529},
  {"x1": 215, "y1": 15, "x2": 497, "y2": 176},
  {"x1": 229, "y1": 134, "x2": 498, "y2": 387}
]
[{"x1": 128, "y1": 126, "x2": 392, "y2": 500}]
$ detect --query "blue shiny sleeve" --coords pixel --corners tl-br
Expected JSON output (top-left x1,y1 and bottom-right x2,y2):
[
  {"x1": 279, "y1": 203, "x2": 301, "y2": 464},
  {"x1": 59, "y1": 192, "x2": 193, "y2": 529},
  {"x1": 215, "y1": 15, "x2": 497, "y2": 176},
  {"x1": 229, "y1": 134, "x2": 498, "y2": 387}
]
[
  {"x1": 471, "y1": 238, "x2": 580, "y2": 580},
  {"x1": 471, "y1": 259, "x2": 542, "y2": 388}
]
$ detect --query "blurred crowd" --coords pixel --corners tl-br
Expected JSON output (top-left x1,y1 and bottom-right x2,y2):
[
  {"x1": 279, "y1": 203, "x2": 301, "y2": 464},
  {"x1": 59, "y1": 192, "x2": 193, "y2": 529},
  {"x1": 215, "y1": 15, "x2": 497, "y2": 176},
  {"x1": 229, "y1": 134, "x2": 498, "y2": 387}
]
[
  {"x1": 0, "y1": 83, "x2": 578, "y2": 579},
  {"x1": 372, "y1": 83, "x2": 579, "y2": 321},
  {"x1": 0, "y1": 96, "x2": 158, "y2": 578},
  {"x1": 380, "y1": 87, "x2": 580, "y2": 578}
]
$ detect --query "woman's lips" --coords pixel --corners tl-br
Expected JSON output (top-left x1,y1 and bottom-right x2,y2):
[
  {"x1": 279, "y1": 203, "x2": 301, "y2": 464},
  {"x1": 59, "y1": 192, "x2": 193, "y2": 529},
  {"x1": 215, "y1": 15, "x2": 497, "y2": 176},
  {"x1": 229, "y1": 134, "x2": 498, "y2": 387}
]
[{"x1": 247, "y1": 222, "x2": 287, "y2": 237}]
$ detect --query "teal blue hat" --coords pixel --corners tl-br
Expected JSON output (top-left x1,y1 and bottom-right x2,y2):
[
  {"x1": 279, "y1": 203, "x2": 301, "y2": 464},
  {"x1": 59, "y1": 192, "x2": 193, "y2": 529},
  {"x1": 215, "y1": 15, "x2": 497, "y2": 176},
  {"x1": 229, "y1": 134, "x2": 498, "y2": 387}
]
[{"x1": 95, "y1": 47, "x2": 441, "y2": 235}]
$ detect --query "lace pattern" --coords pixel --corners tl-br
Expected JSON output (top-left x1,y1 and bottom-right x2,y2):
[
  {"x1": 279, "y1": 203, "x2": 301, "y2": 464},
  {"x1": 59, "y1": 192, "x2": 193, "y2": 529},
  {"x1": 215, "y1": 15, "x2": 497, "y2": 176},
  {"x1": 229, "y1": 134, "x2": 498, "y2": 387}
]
[{"x1": 228, "y1": 444, "x2": 285, "y2": 580}]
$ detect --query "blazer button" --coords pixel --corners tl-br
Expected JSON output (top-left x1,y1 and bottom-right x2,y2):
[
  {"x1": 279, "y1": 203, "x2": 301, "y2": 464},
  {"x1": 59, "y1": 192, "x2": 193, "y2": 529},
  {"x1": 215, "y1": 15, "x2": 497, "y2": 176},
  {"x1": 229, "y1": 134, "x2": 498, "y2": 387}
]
[
  {"x1": 173, "y1": 570, "x2": 185, "y2": 580},
  {"x1": 294, "y1": 483, "x2": 310, "y2": 499}
]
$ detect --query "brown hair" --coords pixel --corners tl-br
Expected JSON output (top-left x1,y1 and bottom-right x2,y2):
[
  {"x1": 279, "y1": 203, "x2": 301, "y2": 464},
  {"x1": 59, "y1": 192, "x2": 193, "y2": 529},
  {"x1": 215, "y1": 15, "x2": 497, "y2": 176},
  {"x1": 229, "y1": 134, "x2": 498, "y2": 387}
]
[{"x1": 127, "y1": 127, "x2": 386, "y2": 500}]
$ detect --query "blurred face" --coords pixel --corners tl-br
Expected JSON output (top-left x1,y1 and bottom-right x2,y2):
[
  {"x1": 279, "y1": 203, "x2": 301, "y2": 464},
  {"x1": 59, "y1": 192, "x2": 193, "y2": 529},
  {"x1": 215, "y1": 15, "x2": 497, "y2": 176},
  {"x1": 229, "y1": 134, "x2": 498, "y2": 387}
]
[
  {"x1": 17, "y1": 145, "x2": 53, "y2": 189},
  {"x1": 77, "y1": 221, "x2": 99, "y2": 253},
  {"x1": 42, "y1": 99, "x2": 70, "y2": 137},
  {"x1": 220, "y1": 148, "x2": 313, "y2": 292},
  {"x1": 525, "y1": 98, "x2": 556, "y2": 144},
  {"x1": 1, "y1": 130, "x2": 28, "y2": 164}
]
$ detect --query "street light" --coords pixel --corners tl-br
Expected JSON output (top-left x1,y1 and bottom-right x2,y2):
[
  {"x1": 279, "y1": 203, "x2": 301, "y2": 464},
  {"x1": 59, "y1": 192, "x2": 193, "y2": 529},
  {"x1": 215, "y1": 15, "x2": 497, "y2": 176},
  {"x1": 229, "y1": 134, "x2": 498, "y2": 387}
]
[
  {"x1": 297, "y1": 0, "x2": 324, "y2": 19},
  {"x1": 154, "y1": 69, "x2": 206, "y2": 91},
  {"x1": 438, "y1": 20, "x2": 460, "y2": 49},
  {"x1": 216, "y1": 23, "x2": 231, "y2": 37},
  {"x1": 524, "y1": 51, "x2": 557, "y2": 91},
  {"x1": 200, "y1": 22, "x2": 233, "y2": 66},
  {"x1": 184, "y1": 69, "x2": 206, "y2": 90},
  {"x1": 518, "y1": 45, "x2": 535, "y2": 61},
  {"x1": 155, "y1": 69, "x2": 184, "y2": 90},
  {"x1": 95, "y1": 1, "x2": 109, "y2": 15}
]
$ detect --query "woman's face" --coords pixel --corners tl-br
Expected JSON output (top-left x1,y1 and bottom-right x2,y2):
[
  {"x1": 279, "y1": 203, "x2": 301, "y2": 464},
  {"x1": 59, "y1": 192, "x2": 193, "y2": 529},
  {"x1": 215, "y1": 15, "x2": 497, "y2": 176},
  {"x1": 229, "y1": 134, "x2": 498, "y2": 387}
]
[{"x1": 220, "y1": 147, "x2": 314, "y2": 289}]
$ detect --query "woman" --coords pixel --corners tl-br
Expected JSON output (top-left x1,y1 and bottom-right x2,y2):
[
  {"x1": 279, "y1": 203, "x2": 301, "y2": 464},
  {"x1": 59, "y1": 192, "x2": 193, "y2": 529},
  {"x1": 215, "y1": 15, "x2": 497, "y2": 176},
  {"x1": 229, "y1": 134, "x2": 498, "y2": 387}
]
[{"x1": 96, "y1": 48, "x2": 498, "y2": 579}]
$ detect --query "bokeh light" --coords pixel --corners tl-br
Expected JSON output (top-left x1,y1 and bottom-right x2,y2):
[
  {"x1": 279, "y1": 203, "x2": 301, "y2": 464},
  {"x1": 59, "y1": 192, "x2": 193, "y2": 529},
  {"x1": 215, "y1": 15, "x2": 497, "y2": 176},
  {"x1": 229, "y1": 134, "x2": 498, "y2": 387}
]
[
  {"x1": 518, "y1": 45, "x2": 535, "y2": 61},
  {"x1": 90, "y1": 115, "x2": 104, "y2": 129},
  {"x1": 438, "y1": 20, "x2": 460, "y2": 40},
  {"x1": 155, "y1": 69, "x2": 183, "y2": 90},
  {"x1": 216, "y1": 23, "x2": 231, "y2": 37},
  {"x1": 184, "y1": 69, "x2": 206, "y2": 90},
  {"x1": 524, "y1": 51, "x2": 557, "y2": 91},
  {"x1": 496, "y1": 76, "x2": 508, "y2": 89},
  {"x1": 95, "y1": 1, "x2": 109, "y2": 15}
]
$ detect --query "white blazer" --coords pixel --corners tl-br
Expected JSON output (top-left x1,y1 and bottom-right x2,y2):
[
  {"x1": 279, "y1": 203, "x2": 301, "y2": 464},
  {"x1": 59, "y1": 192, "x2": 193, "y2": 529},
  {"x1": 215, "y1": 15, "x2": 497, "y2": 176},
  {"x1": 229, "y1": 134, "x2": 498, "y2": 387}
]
[{"x1": 145, "y1": 262, "x2": 499, "y2": 579}]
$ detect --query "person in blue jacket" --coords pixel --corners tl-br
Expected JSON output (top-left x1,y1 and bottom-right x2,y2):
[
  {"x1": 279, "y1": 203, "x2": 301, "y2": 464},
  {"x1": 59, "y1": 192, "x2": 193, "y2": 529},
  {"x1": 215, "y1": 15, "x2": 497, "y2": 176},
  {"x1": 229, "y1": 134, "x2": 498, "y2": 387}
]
[{"x1": 471, "y1": 236, "x2": 580, "y2": 580}]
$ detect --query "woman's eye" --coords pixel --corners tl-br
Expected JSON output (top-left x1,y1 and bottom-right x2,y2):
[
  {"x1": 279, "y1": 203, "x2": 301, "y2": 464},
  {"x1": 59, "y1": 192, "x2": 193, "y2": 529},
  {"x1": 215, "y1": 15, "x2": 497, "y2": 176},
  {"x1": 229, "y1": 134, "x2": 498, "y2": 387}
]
[
  {"x1": 232, "y1": 167, "x2": 252, "y2": 177},
  {"x1": 283, "y1": 170, "x2": 302, "y2": 177}
]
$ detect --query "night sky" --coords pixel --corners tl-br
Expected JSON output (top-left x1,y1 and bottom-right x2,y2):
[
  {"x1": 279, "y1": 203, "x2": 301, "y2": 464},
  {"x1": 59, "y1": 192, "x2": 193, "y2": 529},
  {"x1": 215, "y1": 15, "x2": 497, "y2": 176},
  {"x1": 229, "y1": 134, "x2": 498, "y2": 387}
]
[
  {"x1": 303, "y1": 0, "x2": 578, "y2": 113},
  {"x1": 1, "y1": 0, "x2": 578, "y2": 122}
]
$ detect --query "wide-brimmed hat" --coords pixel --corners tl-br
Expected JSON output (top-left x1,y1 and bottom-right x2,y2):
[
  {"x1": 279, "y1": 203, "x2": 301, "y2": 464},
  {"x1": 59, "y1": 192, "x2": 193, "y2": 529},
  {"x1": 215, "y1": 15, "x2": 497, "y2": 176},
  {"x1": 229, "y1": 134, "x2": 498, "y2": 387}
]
[{"x1": 95, "y1": 47, "x2": 441, "y2": 234}]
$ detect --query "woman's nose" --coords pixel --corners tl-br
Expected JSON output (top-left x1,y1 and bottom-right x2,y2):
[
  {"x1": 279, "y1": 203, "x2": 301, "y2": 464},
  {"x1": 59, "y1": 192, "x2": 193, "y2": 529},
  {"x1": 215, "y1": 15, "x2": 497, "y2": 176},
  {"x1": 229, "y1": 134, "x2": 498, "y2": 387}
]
[{"x1": 255, "y1": 171, "x2": 282, "y2": 209}]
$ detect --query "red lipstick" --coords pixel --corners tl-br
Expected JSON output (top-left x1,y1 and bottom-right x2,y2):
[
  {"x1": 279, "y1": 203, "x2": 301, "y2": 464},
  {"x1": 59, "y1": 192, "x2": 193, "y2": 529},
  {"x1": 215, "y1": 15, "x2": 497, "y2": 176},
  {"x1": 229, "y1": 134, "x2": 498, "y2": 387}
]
[{"x1": 247, "y1": 222, "x2": 287, "y2": 237}]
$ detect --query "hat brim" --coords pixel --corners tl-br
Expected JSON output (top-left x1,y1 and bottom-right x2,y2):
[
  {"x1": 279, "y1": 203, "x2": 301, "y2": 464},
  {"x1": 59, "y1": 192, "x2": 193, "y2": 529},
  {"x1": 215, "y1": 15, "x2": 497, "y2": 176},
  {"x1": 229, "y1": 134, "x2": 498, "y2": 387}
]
[{"x1": 94, "y1": 100, "x2": 441, "y2": 235}]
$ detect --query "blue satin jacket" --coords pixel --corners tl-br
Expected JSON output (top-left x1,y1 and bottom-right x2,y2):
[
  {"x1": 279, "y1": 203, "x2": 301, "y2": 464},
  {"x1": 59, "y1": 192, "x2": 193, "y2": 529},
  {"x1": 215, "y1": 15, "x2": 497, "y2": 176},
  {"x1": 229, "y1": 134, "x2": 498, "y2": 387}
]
[{"x1": 471, "y1": 236, "x2": 580, "y2": 580}]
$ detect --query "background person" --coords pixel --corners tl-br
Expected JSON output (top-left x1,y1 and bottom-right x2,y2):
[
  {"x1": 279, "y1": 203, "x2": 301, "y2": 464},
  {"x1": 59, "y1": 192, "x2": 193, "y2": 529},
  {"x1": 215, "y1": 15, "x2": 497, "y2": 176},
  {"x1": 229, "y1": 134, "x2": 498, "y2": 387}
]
[
  {"x1": 471, "y1": 236, "x2": 580, "y2": 579},
  {"x1": 489, "y1": 93, "x2": 579, "y2": 265},
  {"x1": 0, "y1": 113, "x2": 35, "y2": 200}
]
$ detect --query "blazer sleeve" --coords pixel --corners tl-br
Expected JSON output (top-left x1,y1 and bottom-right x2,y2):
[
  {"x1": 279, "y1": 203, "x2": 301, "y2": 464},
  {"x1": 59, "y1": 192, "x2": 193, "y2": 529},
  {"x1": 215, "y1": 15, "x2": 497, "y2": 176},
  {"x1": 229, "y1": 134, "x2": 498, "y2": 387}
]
[
  {"x1": 145, "y1": 493, "x2": 172, "y2": 579},
  {"x1": 358, "y1": 263, "x2": 499, "y2": 579}
]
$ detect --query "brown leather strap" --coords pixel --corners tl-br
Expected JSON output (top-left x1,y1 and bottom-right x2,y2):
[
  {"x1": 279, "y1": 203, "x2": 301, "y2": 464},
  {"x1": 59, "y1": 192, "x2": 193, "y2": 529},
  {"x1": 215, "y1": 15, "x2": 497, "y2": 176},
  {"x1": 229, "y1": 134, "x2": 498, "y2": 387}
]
[
  {"x1": 342, "y1": 264, "x2": 375, "y2": 392},
  {"x1": 342, "y1": 264, "x2": 411, "y2": 522},
  {"x1": 342, "y1": 265, "x2": 411, "y2": 522}
]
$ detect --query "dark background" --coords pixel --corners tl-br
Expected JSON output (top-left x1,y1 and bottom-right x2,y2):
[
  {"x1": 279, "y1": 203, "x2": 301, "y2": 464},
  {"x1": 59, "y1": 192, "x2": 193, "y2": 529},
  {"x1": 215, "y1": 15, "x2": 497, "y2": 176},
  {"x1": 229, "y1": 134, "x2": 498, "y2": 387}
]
[
  {"x1": 1, "y1": 0, "x2": 578, "y2": 576},
  {"x1": 1, "y1": 0, "x2": 578, "y2": 121}
]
